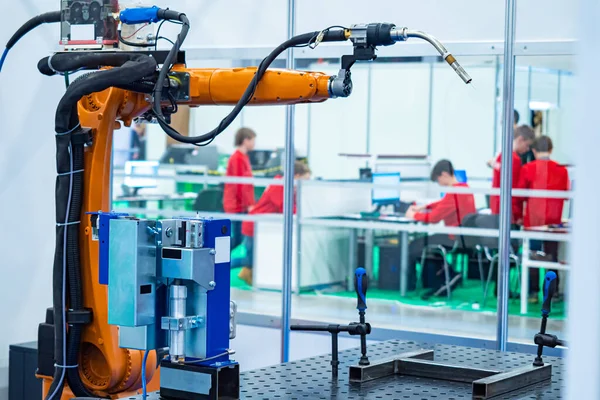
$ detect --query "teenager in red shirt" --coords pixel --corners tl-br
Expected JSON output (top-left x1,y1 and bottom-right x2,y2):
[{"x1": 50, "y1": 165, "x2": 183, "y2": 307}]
[
  {"x1": 515, "y1": 136, "x2": 569, "y2": 301},
  {"x1": 405, "y1": 160, "x2": 476, "y2": 291},
  {"x1": 232, "y1": 162, "x2": 312, "y2": 285},
  {"x1": 488, "y1": 124, "x2": 535, "y2": 221},
  {"x1": 223, "y1": 128, "x2": 257, "y2": 250}
]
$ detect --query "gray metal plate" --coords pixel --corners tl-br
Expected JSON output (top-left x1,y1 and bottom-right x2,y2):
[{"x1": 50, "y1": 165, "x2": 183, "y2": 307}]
[{"x1": 131, "y1": 340, "x2": 564, "y2": 399}]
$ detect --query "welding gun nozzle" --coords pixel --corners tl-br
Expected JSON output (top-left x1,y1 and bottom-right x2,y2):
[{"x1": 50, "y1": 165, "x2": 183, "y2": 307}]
[{"x1": 446, "y1": 54, "x2": 472, "y2": 85}]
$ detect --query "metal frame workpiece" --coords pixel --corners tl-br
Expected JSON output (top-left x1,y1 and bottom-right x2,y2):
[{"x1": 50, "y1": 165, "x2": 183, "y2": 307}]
[
  {"x1": 127, "y1": 340, "x2": 564, "y2": 399},
  {"x1": 349, "y1": 349, "x2": 552, "y2": 399}
]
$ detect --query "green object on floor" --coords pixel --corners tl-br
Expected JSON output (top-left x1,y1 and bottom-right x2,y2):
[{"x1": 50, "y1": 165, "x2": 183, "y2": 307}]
[{"x1": 230, "y1": 244, "x2": 252, "y2": 289}]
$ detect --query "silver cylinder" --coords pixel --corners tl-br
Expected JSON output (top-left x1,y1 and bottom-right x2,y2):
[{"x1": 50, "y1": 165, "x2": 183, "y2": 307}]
[
  {"x1": 496, "y1": 0, "x2": 517, "y2": 352},
  {"x1": 169, "y1": 284, "x2": 187, "y2": 362}
]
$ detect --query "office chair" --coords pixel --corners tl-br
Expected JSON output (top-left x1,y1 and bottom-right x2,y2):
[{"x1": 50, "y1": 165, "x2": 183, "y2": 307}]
[
  {"x1": 193, "y1": 187, "x2": 224, "y2": 212},
  {"x1": 419, "y1": 240, "x2": 465, "y2": 300},
  {"x1": 461, "y1": 213, "x2": 522, "y2": 307}
]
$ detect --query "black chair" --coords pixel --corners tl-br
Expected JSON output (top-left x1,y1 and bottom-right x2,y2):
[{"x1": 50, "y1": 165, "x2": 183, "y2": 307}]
[
  {"x1": 461, "y1": 213, "x2": 521, "y2": 307},
  {"x1": 419, "y1": 234, "x2": 472, "y2": 300},
  {"x1": 193, "y1": 187, "x2": 224, "y2": 212}
]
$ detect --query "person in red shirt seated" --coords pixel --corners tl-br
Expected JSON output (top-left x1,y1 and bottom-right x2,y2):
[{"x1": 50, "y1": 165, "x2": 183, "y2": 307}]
[
  {"x1": 405, "y1": 160, "x2": 476, "y2": 292},
  {"x1": 232, "y1": 162, "x2": 312, "y2": 285},
  {"x1": 223, "y1": 128, "x2": 257, "y2": 250},
  {"x1": 515, "y1": 136, "x2": 569, "y2": 302},
  {"x1": 487, "y1": 124, "x2": 535, "y2": 221}
]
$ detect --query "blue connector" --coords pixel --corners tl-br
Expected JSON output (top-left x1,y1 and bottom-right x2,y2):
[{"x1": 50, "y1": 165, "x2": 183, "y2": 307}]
[{"x1": 120, "y1": 6, "x2": 160, "y2": 25}]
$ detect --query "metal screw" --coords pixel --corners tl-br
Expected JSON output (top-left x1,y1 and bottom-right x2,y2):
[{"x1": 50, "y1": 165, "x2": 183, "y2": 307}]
[
  {"x1": 209, "y1": 281, "x2": 216, "y2": 288},
  {"x1": 165, "y1": 227, "x2": 173, "y2": 237},
  {"x1": 209, "y1": 249, "x2": 216, "y2": 255}
]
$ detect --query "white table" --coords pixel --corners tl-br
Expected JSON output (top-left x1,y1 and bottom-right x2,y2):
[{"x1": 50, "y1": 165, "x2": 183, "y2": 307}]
[{"x1": 520, "y1": 226, "x2": 571, "y2": 314}]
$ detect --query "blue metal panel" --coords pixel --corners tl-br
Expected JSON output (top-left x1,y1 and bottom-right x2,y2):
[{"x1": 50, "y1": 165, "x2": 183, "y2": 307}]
[
  {"x1": 202, "y1": 218, "x2": 231, "y2": 362},
  {"x1": 90, "y1": 211, "x2": 128, "y2": 285}
]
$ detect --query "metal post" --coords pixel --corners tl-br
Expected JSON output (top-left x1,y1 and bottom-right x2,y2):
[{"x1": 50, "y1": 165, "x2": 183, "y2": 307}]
[
  {"x1": 567, "y1": 0, "x2": 600, "y2": 397},
  {"x1": 496, "y1": 0, "x2": 517, "y2": 352},
  {"x1": 280, "y1": 0, "x2": 296, "y2": 363},
  {"x1": 295, "y1": 180, "x2": 303, "y2": 294}
]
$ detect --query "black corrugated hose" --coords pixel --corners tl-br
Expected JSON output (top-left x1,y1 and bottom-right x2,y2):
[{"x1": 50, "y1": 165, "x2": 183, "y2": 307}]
[{"x1": 41, "y1": 52, "x2": 157, "y2": 399}]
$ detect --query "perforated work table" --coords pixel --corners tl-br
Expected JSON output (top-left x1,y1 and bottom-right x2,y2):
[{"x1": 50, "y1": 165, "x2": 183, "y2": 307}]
[{"x1": 129, "y1": 340, "x2": 564, "y2": 399}]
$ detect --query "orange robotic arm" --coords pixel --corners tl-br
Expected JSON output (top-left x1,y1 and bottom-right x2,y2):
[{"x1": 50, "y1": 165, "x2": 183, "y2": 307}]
[
  {"x1": 21, "y1": 9, "x2": 471, "y2": 399},
  {"x1": 38, "y1": 65, "x2": 334, "y2": 400},
  {"x1": 179, "y1": 67, "x2": 333, "y2": 106}
]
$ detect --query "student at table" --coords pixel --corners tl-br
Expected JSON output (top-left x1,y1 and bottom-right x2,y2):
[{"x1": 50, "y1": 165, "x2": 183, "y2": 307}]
[
  {"x1": 231, "y1": 162, "x2": 312, "y2": 285},
  {"x1": 515, "y1": 135, "x2": 569, "y2": 302},
  {"x1": 223, "y1": 127, "x2": 257, "y2": 250},
  {"x1": 487, "y1": 124, "x2": 535, "y2": 221},
  {"x1": 405, "y1": 160, "x2": 476, "y2": 291}
]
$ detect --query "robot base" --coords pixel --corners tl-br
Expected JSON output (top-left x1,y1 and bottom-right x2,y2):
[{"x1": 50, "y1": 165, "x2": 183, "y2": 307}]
[{"x1": 160, "y1": 360, "x2": 240, "y2": 400}]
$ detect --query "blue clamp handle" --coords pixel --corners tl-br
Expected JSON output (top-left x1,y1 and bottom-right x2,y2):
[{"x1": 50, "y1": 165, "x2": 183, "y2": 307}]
[
  {"x1": 120, "y1": 6, "x2": 160, "y2": 25},
  {"x1": 542, "y1": 271, "x2": 558, "y2": 316},
  {"x1": 354, "y1": 268, "x2": 368, "y2": 311}
]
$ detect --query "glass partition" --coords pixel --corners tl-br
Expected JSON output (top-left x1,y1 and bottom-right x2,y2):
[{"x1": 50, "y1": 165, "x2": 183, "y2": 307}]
[
  {"x1": 109, "y1": 38, "x2": 575, "y2": 349},
  {"x1": 287, "y1": 55, "x2": 502, "y2": 340},
  {"x1": 506, "y1": 55, "x2": 574, "y2": 343}
]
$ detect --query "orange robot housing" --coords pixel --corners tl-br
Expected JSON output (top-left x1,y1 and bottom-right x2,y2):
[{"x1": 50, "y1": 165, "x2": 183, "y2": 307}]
[{"x1": 38, "y1": 65, "x2": 334, "y2": 399}]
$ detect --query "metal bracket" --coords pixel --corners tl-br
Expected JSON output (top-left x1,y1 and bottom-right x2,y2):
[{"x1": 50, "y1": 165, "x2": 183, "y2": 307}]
[
  {"x1": 161, "y1": 315, "x2": 205, "y2": 331},
  {"x1": 168, "y1": 71, "x2": 191, "y2": 102},
  {"x1": 349, "y1": 349, "x2": 552, "y2": 399}
]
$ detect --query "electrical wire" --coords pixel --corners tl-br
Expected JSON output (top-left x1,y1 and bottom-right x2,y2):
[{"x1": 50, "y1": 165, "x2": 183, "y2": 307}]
[
  {"x1": 46, "y1": 143, "x2": 74, "y2": 400},
  {"x1": 64, "y1": 71, "x2": 70, "y2": 88},
  {"x1": 152, "y1": 26, "x2": 347, "y2": 146},
  {"x1": 154, "y1": 19, "x2": 182, "y2": 51},
  {"x1": 118, "y1": 30, "x2": 154, "y2": 48},
  {"x1": 183, "y1": 350, "x2": 233, "y2": 365},
  {"x1": 0, "y1": 10, "x2": 61, "y2": 73},
  {"x1": 156, "y1": 36, "x2": 175, "y2": 47},
  {"x1": 122, "y1": 23, "x2": 149, "y2": 39},
  {"x1": 141, "y1": 350, "x2": 149, "y2": 399},
  {"x1": 0, "y1": 48, "x2": 8, "y2": 72}
]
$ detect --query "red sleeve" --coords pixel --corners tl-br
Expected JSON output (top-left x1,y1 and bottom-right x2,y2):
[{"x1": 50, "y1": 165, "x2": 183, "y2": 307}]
[
  {"x1": 423, "y1": 200, "x2": 442, "y2": 210},
  {"x1": 509, "y1": 155, "x2": 523, "y2": 222},
  {"x1": 241, "y1": 181, "x2": 256, "y2": 210},
  {"x1": 562, "y1": 167, "x2": 570, "y2": 191},
  {"x1": 270, "y1": 186, "x2": 285, "y2": 212},
  {"x1": 514, "y1": 165, "x2": 531, "y2": 222},
  {"x1": 414, "y1": 195, "x2": 455, "y2": 224}
]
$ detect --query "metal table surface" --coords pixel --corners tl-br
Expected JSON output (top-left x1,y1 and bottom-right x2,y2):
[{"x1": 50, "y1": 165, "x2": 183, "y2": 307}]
[{"x1": 133, "y1": 340, "x2": 565, "y2": 399}]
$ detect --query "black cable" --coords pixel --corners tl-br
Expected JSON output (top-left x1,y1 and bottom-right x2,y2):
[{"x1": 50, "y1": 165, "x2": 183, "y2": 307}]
[
  {"x1": 118, "y1": 30, "x2": 153, "y2": 48},
  {"x1": 151, "y1": 11, "x2": 190, "y2": 142},
  {"x1": 41, "y1": 52, "x2": 157, "y2": 399},
  {"x1": 154, "y1": 19, "x2": 182, "y2": 50},
  {"x1": 156, "y1": 36, "x2": 175, "y2": 46},
  {"x1": 1, "y1": 10, "x2": 61, "y2": 72},
  {"x1": 153, "y1": 28, "x2": 347, "y2": 145}
]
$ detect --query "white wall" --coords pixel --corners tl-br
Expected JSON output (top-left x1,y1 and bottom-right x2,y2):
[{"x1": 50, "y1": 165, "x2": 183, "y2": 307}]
[
  {"x1": 0, "y1": 0, "x2": 578, "y2": 391},
  {"x1": 0, "y1": 0, "x2": 64, "y2": 382}
]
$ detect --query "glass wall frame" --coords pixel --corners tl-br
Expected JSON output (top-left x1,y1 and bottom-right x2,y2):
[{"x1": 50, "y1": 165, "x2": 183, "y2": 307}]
[{"x1": 110, "y1": 10, "x2": 576, "y2": 359}]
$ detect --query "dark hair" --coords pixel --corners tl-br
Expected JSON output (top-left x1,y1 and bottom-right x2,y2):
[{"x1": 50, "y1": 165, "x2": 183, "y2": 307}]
[
  {"x1": 431, "y1": 159, "x2": 454, "y2": 182},
  {"x1": 514, "y1": 125, "x2": 535, "y2": 142},
  {"x1": 514, "y1": 109, "x2": 520, "y2": 124},
  {"x1": 234, "y1": 127, "x2": 257, "y2": 147},
  {"x1": 532, "y1": 135, "x2": 553, "y2": 152},
  {"x1": 294, "y1": 161, "x2": 311, "y2": 176}
]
